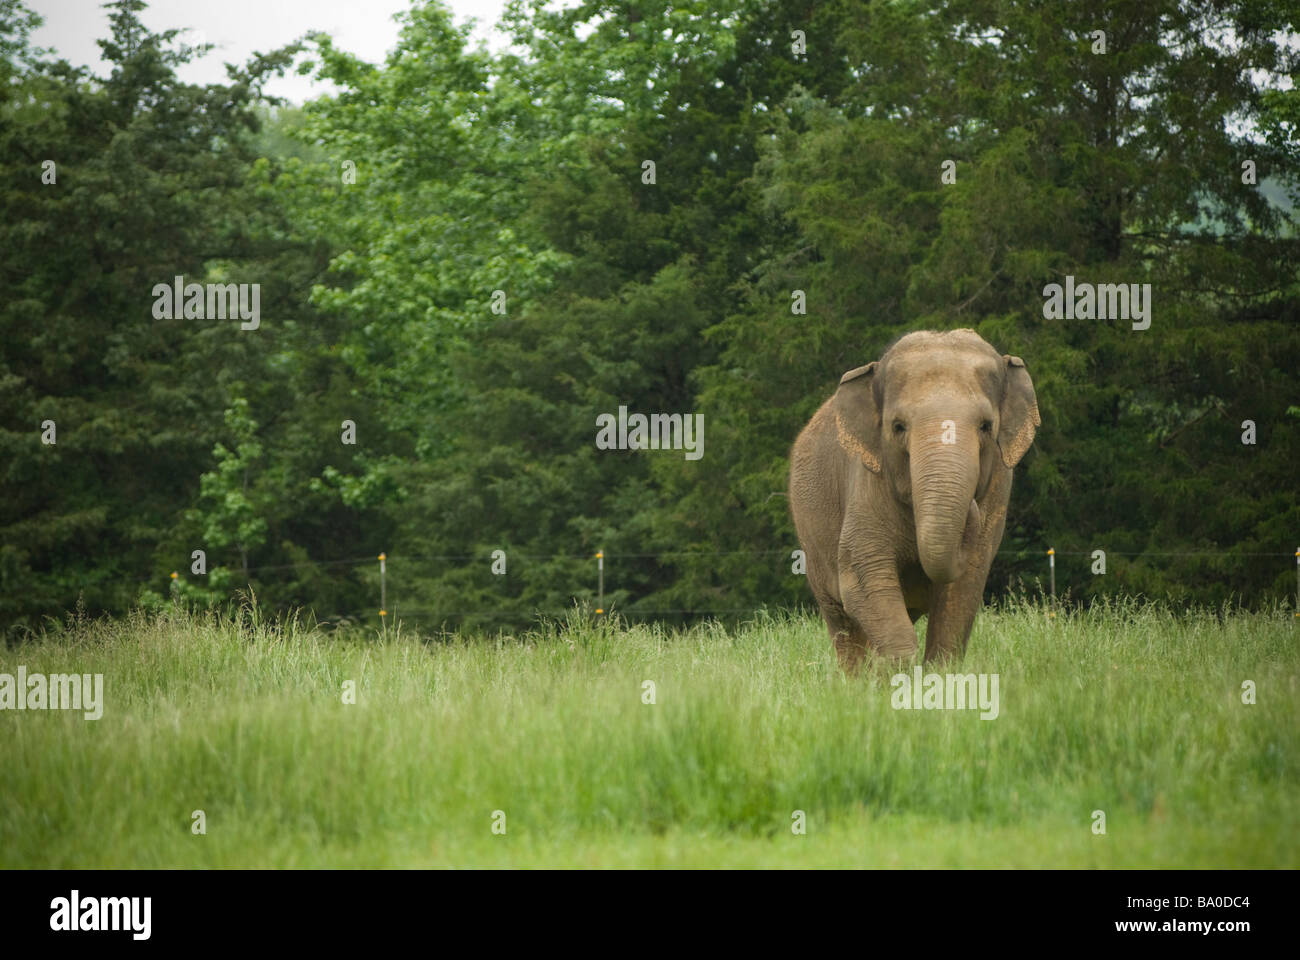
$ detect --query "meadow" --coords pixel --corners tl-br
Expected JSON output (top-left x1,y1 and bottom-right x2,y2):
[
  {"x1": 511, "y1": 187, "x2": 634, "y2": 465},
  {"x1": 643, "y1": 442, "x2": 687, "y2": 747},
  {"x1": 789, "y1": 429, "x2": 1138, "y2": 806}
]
[{"x1": 1, "y1": 599, "x2": 1295, "y2": 868}]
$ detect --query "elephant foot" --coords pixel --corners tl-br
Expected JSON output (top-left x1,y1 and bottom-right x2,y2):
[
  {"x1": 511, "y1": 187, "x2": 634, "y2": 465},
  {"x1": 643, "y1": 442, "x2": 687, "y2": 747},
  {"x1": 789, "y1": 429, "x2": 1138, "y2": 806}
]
[
  {"x1": 922, "y1": 641, "x2": 960, "y2": 665},
  {"x1": 835, "y1": 627, "x2": 917, "y2": 672},
  {"x1": 872, "y1": 631, "x2": 918, "y2": 661},
  {"x1": 922, "y1": 626, "x2": 973, "y2": 664},
  {"x1": 833, "y1": 631, "x2": 867, "y2": 674}
]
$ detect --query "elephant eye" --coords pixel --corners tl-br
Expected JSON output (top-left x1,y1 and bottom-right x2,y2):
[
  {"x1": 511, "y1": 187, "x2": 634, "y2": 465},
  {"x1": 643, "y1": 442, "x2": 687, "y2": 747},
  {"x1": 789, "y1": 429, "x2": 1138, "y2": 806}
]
[
  {"x1": 980, "y1": 419, "x2": 993, "y2": 434},
  {"x1": 893, "y1": 421, "x2": 906, "y2": 435}
]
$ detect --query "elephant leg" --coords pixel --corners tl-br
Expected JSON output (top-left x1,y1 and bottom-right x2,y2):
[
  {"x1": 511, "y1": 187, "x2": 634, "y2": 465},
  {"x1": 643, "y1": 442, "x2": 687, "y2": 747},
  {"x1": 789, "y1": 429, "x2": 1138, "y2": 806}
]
[
  {"x1": 819, "y1": 595, "x2": 868, "y2": 674},
  {"x1": 924, "y1": 580, "x2": 982, "y2": 662},
  {"x1": 806, "y1": 572, "x2": 868, "y2": 672},
  {"x1": 838, "y1": 553, "x2": 917, "y2": 662},
  {"x1": 805, "y1": 552, "x2": 868, "y2": 672}
]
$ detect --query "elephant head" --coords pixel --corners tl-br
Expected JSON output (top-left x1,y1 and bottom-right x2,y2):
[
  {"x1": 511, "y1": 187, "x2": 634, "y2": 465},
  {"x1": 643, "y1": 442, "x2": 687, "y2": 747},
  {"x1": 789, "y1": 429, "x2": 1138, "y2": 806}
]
[{"x1": 832, "y1": 329, "x2": 1039, "y2": 583}]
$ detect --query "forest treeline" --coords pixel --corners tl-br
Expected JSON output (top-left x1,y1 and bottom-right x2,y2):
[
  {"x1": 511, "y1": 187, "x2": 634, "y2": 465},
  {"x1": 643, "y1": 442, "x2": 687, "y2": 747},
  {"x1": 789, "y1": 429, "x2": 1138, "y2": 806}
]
[{"x1": 2, "y1": 0, "x2": 1297, "y2": 635}]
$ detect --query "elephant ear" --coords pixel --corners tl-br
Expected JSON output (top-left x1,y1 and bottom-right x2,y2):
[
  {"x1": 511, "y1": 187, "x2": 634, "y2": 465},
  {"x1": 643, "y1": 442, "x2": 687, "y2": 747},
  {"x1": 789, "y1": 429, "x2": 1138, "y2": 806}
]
[
  {"x1": 998, "y1": 355, "x2": 1040, "y2": 469},
  {"x1": 833, "y1": 361, "x2": 883, "y2": 473}
]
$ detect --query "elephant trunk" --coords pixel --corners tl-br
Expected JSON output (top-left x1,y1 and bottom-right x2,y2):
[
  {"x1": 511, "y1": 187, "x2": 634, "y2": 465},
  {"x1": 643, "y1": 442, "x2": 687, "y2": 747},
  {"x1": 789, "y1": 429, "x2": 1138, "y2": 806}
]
[{"x1": 910, "y1": 418, "x2": 980, "y2": 585}]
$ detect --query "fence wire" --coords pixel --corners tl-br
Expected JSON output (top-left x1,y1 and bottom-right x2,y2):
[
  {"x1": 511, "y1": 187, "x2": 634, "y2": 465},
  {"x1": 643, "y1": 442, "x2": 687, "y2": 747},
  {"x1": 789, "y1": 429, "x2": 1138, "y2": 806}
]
[
  {"x1": 144, "y1": 544, "x2": 1299, "y2": 625},
  {"x1": 146, "y1": 546, "x2": 1296, "y2": 581}
]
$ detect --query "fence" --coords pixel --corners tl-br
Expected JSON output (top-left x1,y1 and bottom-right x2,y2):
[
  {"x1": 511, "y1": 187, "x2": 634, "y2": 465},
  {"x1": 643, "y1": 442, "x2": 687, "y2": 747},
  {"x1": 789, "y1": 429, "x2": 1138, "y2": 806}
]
[{"x1": 157, "y1": 545, "x2": 1300, "y2": 628}]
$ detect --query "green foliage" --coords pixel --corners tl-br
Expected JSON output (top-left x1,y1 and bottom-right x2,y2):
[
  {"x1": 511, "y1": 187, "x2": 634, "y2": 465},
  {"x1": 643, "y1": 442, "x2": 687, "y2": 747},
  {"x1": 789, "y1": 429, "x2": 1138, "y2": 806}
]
[
  {"x1": 1, "y1": 0, "x2": 1297, "y2": 632},
  {"x1": 0, "y1": 1, "x2": 392, "y2": 632},
  {"x1": 188, "y1": 398, "x2": 270, "y2": 583}
]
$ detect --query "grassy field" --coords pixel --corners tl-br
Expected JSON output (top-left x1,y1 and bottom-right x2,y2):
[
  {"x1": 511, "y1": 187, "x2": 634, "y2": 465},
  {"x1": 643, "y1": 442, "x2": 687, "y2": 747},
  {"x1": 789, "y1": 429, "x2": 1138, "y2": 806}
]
[{"x1": 1, "y1": 599, "x2": 1296, "y2": 868}]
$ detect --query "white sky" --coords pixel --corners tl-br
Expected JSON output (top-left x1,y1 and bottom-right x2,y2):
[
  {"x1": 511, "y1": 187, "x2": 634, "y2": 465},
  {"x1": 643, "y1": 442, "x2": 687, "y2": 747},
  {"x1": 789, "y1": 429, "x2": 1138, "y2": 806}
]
[
  {"x1": 28, "y1": 2, "x2": 1296, "y2": 109},
  {"x1": 28, "y1": 0, "x2": 515, "y2": 103}
]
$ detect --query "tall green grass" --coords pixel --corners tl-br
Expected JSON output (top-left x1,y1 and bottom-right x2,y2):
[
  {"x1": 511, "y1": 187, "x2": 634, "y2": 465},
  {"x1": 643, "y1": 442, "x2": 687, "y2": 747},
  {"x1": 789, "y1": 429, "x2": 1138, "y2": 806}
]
[{"x1": 1, "y1": 598, "x2": 1295, "y2": 867}]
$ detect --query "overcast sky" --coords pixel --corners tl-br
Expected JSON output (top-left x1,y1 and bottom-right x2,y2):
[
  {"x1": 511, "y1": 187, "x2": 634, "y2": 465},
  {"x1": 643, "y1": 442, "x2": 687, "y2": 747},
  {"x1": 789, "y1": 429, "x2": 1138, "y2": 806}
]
[
  {"x1": 28, "y1": 0, "x2": 518, "y2": 102},
  {"x1": 29, "y1": 1, "x2": 1296, "y2": 109}
]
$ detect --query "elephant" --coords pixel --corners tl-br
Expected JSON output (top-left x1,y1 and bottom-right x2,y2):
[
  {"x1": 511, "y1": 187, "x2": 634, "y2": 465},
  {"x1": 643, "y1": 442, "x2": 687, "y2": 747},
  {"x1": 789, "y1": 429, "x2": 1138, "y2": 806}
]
[{"x1": 788, "y1": 329, "x2": 1040, "y2": 671}]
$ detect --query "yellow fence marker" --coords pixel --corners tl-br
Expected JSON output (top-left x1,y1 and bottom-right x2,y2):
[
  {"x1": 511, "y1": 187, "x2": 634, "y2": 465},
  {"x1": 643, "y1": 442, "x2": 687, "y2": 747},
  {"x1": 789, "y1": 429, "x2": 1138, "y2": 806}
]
[
  {"x1": 1047, "y1": 548, "x2": 1055, "y2": 618},
  {"x1": 379, "y1": 553, "x2": 387, "y2": 632}
]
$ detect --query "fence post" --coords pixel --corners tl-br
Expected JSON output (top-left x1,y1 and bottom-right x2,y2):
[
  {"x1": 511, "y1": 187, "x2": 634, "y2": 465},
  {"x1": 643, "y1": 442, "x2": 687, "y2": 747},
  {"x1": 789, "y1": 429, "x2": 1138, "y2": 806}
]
[
  {"x1": 1294, "y1": 547, "x2": 1298, "y2": 618},
  {"x1": 596, "y1": 549, "x2": 604, "y2": 615},
  {"x1": 1047, "y1": 547, "x2": 1055, "y2": 617},
  {"x1": 378, "y1": 552, "x2": 387, "y2": 633}
]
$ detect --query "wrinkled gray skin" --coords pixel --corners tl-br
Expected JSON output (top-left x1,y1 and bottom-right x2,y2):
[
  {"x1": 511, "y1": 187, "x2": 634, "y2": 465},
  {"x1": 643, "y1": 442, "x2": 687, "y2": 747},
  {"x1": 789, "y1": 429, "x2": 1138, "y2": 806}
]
[{"x1": 789, "y1": 329, "x2": 1040, "y2": 670}]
